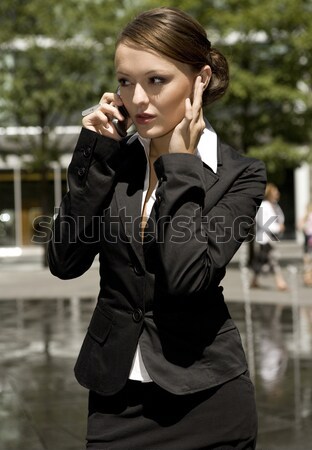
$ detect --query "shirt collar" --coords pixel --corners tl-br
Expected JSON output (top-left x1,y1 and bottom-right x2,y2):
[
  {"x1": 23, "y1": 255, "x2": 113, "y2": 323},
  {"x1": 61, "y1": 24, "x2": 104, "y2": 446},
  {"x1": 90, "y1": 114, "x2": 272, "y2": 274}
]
[{"x1": 127, "y1": 118, "x2": 218, "y2": 173}]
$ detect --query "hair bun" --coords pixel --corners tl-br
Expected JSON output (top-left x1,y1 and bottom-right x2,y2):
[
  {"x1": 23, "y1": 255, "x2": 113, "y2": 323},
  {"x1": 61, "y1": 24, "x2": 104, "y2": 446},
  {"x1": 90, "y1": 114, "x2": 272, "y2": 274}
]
[{"x1": 204, "y1": 48, "x2": 229, "y2": 105}]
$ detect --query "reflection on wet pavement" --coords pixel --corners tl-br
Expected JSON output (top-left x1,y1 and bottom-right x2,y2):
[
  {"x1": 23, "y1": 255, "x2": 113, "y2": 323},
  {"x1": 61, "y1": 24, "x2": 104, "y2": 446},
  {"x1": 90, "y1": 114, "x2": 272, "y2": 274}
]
[
  {"x1": 230, "y1": 302, "x2": 312, "y2": 449},
  {"x1": 0, "y1": 298, "x2": 93, "y2": 450},
  {"x1": 1, "y1": 296, "x2": 312, "y2": 450}
]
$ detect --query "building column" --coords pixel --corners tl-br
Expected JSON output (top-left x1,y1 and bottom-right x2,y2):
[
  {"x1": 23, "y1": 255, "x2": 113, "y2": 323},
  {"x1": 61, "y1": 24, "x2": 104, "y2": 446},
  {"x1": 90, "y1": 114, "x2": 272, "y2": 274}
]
[
  {"x1": 53, "y1": 163, "x2": 62, "y2": 212},
  {"x1": 13, "y1": 166, "x2": 22, "y2": 247},
  {"x1": 294, "y1": 163, "x2": 310, "y2": 242}
]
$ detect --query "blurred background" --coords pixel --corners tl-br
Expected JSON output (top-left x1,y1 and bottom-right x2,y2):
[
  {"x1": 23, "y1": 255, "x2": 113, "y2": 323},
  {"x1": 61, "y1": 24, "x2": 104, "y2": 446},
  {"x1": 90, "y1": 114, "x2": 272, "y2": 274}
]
[
  {"x1": 0, "y1": 0, "x2": 311, "y2": 449},
  {"x1": 1, "y1": 0, "x2": 311, "y2": 257}
]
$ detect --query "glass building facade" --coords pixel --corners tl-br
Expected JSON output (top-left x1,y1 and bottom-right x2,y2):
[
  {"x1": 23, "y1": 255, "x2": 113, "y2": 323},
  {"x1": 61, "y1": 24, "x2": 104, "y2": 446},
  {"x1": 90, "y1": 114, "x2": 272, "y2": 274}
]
[{"x1": 0, "y1": 126, "x2": 76, "y2": 248}]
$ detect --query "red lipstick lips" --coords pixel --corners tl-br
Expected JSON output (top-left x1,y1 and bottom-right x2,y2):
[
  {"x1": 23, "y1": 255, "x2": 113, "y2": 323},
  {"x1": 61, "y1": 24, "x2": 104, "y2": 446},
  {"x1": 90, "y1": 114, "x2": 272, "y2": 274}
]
[{"x1": 135, "y1": 113, "x2": 155, "y2": 125}]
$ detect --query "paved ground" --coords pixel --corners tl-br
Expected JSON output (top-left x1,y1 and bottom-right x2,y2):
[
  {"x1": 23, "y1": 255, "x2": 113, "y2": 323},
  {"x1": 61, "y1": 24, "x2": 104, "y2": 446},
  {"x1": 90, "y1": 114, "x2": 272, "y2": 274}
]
[
  {"x1": 0, "y1": 240, "x2": 309, "y2": 303},
  {"x1": 0, "y1": 240, "x2": 311, "y2": 450}
]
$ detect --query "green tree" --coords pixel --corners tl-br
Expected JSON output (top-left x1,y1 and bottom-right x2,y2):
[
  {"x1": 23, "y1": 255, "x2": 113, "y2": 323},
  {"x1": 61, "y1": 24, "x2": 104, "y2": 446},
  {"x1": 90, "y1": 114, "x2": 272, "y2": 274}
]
[
  {"x1": 190, "y1": 0, "x2": 312, "y2": 179},
  {"x1": 0, "y1": 0, "x2": 138, "y2": 263}
]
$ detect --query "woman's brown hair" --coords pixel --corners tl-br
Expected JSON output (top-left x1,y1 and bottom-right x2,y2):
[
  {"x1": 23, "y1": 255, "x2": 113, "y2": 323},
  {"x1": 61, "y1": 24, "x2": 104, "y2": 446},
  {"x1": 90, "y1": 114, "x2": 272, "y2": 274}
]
[
  {"x1": 265, "y1": 183, "x2": 279, "y2": 201},
  {"x1": 116, "y1": 7, "x2": 229, "y2": 106}
]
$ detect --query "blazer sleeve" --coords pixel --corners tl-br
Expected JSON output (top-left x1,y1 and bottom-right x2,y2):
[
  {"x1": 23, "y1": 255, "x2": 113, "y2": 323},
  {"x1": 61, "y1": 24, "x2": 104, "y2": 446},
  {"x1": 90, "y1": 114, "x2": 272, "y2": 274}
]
[
  {"x1": 153, "y1": 152, "x2": 266, "y2": 296},
  {"x1": 48, "y1": 128, "x2": 123, "y2": 279}
]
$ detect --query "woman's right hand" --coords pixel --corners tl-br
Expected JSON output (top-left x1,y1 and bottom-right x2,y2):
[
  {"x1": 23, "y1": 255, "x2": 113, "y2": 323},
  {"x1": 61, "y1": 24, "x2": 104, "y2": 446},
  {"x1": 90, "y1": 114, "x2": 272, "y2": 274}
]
[{"x1": 82, "y1": 92, "x2": 128, "y2": 140}]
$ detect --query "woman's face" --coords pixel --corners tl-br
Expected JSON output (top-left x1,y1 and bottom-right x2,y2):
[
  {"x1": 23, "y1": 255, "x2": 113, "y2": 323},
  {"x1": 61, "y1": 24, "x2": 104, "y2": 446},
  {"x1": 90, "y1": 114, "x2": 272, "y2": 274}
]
[{"x1": 115, "y1": 44, "x2": 198, "y2": 139}]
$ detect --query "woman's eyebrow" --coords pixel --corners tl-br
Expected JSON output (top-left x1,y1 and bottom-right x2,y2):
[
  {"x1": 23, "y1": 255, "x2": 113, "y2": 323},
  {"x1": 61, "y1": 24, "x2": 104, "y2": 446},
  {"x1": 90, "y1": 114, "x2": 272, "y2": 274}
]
[{"x1": 116, "y1": 69, "x2": 171, "y2": 76}]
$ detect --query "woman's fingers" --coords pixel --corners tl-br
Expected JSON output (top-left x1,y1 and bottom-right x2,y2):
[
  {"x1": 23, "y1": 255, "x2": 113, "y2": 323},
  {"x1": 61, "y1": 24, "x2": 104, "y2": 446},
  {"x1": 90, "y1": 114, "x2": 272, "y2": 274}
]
[
  {"x1": 100, "y1": 92, "x2": 125, "y2": 119},
  {"x1": 192, "y1": 76, "x2": 205, "y2": 119},
  {"x1": 169, "y1": 76, "x2": 205, "y2": 154},
  {"x1": 192, "y1": 77, "x2": 206, "y2": 137},
  {"x1": 82, "y1": 92, "x2": 127, "y2": 139}
]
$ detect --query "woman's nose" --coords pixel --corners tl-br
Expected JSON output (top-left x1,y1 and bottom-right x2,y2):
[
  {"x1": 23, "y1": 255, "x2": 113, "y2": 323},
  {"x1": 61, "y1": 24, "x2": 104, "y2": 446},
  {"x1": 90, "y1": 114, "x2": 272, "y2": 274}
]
[{"x1": 132, "y1": 84, "x2": 149, "y2": 106}]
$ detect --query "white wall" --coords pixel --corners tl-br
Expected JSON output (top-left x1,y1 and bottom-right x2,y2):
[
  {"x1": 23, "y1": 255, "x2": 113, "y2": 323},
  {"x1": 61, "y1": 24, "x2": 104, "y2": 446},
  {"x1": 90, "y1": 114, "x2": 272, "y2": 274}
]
[{"x1": 294, "y1": 163, "x2": 311, "y2": 242}]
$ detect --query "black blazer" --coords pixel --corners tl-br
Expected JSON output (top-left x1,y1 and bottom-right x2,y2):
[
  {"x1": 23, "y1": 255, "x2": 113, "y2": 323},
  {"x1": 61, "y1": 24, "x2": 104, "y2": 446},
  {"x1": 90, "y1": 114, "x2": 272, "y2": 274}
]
[{"x1": 48, "y1": 127, "x2": 266, "y2": 396}]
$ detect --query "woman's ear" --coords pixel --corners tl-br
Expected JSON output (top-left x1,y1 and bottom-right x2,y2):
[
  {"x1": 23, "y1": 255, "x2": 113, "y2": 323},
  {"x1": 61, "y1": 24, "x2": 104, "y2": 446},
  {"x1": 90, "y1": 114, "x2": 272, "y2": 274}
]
[{"x1": 199, "y1": 65, "x2": 212, "y2": 90}]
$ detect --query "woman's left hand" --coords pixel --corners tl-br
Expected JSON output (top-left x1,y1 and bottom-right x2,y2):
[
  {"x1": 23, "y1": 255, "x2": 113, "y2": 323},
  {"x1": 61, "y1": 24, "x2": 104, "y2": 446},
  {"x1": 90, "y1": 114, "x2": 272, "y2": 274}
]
[{"x1": 168, "y1": 76, "x2": 206, "y2": 154}]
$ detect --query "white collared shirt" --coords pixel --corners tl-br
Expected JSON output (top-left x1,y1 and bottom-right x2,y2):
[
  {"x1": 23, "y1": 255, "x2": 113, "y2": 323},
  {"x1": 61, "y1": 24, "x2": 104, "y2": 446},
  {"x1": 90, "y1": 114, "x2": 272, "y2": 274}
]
[{"x1": 127, "y1": 120, "x2": 218, "y2": 382}]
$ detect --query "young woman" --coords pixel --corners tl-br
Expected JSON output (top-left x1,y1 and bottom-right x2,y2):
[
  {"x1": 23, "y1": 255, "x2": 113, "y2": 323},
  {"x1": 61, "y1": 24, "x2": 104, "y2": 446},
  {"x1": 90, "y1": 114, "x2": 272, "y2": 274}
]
[
  {"x1": 48, "y1": 7, "x2": 266, "y2": 449},
  {"x1": 250, "y1": 183, "x2": 288, "y2": 291}
]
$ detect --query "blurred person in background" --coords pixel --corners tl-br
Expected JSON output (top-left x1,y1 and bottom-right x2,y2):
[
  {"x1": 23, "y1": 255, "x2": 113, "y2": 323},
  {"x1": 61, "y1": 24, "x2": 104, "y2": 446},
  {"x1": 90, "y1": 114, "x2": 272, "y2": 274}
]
[{"x1": 250, "y1": 183, "x2": 288, "y2": 291}]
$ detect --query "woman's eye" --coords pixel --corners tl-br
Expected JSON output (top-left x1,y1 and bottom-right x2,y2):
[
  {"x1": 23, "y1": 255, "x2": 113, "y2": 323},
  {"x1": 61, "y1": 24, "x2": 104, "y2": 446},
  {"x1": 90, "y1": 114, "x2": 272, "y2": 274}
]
[
  {"x1": 118, "y1": 79, "x2": 130, "y2": 86},
  {"x1": 150, "y1": 76, "x2": 166, "y2": 85}
]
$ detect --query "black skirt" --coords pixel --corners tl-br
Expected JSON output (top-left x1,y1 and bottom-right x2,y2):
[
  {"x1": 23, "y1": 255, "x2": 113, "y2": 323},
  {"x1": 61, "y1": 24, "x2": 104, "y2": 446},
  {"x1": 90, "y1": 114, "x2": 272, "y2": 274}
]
[{"x1": 86, "y1": 372, "x2": 257, "y2": 450}]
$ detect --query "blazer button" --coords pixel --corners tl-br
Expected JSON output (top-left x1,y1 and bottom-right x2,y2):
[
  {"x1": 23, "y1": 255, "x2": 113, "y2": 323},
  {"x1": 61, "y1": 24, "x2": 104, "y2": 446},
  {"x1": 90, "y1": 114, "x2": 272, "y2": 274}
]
[
  {"x1": 133, "y1": 265, "x2": 143, "y2": 276},
  {"x1": 132, "y1": 308, "x2": 143, "y2": 323},
  {"x1": 83, "y1": 147, "x2": 91, "y2": 158},
  {"x1": 77, "y1": 167, "x2": 86, "y2": 177}
]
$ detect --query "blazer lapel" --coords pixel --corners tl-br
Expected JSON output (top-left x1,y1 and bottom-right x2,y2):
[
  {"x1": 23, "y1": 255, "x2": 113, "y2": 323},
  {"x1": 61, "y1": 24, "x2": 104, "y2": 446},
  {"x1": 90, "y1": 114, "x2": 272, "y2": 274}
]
[
  {"x1": 142, "y1": 202, "x2": 157, "y2": 252},
  {"x1": 201, "y1": 136, "x2": 222, "y2": 211},
  {"x1": 203, "y1": 163, "x2": 219, "y2": 190},
  {"x1": 115, "y1": 140, "x2": 146, "y2": 264},
  {"x1": 115, "y1": 136, "x2": 223, "y2": 260}
]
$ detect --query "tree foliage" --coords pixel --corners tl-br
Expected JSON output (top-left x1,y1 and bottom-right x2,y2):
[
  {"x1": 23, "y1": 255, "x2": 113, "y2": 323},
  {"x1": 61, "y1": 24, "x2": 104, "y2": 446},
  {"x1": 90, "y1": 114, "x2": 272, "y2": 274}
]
[
  {"x1": 1, "y1": 0, "x2": 311, "y2": 176},
  {"x1": 189, "y1": 0, "x2": 312, "y2": 175}
]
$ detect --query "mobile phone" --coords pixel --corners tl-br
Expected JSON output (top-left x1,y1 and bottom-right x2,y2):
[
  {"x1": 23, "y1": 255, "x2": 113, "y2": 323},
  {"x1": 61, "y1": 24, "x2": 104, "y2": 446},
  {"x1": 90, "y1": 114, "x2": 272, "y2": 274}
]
[
  {"x1": 111, "y1": 104, "x2": 129, "y2": 137},
  {"x1": 111, "y1": 88, "x2": 129, "y2": 137}
]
